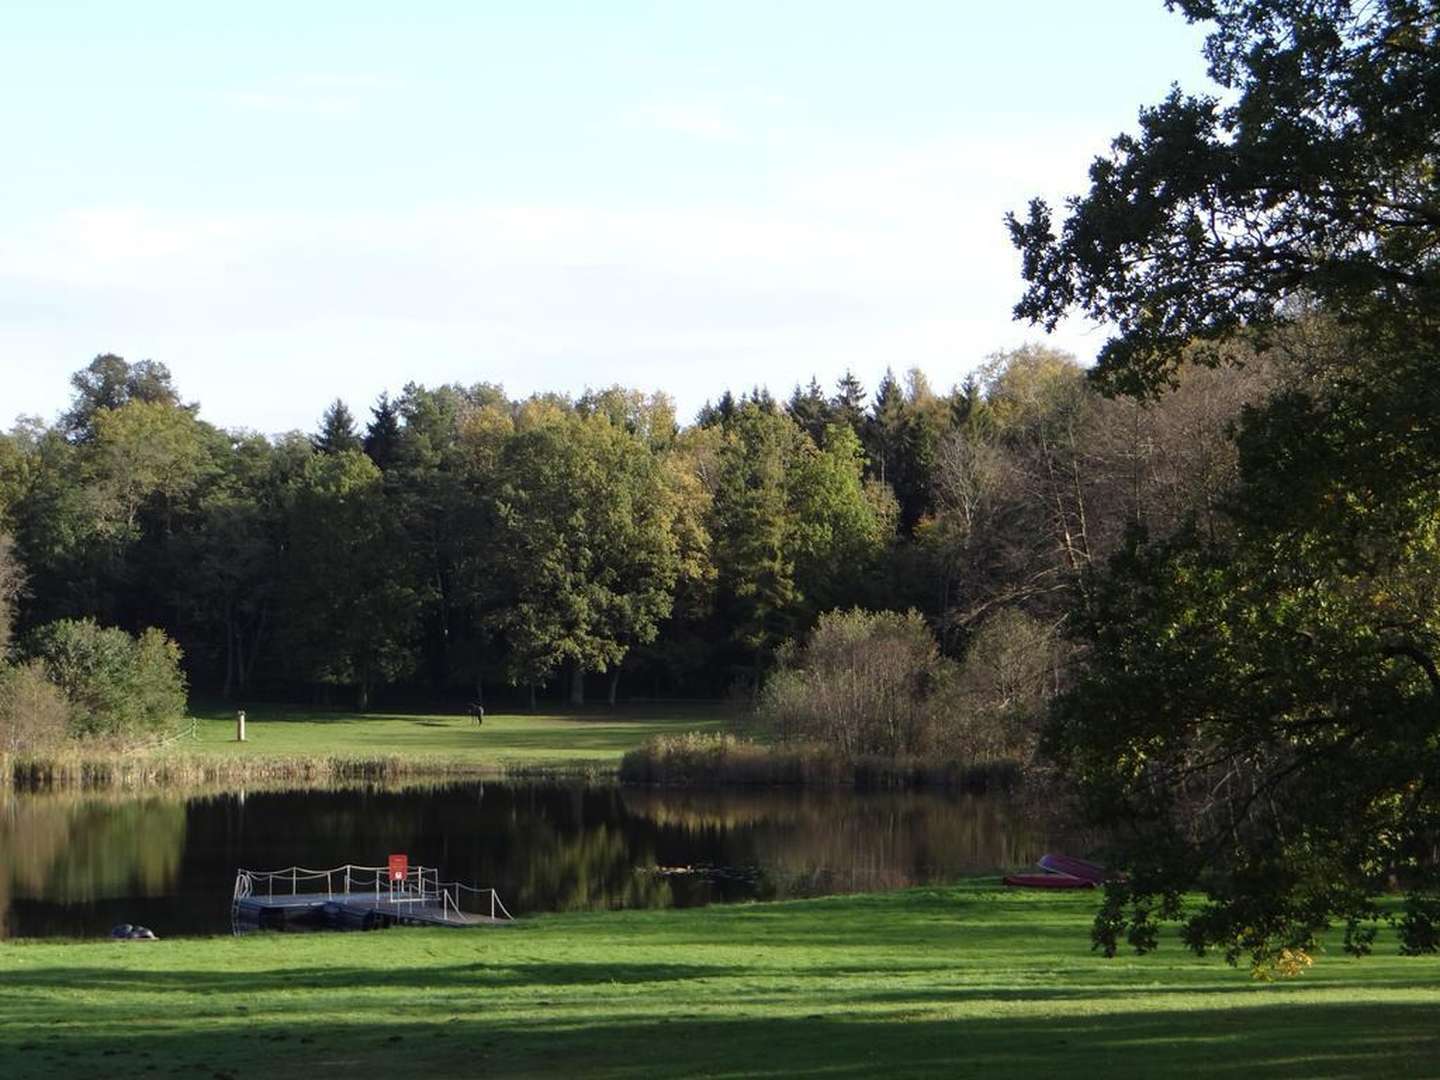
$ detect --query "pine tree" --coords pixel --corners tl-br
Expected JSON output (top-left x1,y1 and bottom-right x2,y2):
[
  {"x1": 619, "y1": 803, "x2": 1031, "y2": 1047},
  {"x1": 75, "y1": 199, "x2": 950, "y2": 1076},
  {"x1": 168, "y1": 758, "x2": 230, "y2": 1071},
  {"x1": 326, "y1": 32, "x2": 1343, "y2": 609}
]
[
  {"x1": 696, "y1": 390, "x2": 738, "y2": 430},
  {"x1": 746, "y1": 386, "x2": 777, "y2": 413},
  {"x1": 786, "y1": 377, "x2": 833, "y2": 444},
  {"x1": 313, "y1": 399, "x2": 362, "y2": 455},
  {"x1": 865, "y1": 368, "x2": 905, "y2": 484},
  {"x1": 831, "y1": 370, "x2": 867, "y2": 437},
  {"x1": 362, "y1": 393, "x2": 402, "y2": 470}
]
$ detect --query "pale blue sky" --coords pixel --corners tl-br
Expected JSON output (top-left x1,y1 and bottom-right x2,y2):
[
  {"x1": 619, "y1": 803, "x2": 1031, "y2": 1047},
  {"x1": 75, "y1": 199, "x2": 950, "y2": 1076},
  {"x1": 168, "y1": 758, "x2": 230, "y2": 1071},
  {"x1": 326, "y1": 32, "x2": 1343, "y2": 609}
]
[{"x1": 1, "y1": 1, "x2": 1214, "y2": 434}]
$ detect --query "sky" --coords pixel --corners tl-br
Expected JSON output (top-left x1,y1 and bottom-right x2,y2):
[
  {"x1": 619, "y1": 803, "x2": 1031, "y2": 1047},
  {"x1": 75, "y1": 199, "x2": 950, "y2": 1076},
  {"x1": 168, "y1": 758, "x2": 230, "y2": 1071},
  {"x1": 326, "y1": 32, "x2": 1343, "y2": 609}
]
[{"x1": 0, "y1": 1, "x2": 1217, "y2": 436}]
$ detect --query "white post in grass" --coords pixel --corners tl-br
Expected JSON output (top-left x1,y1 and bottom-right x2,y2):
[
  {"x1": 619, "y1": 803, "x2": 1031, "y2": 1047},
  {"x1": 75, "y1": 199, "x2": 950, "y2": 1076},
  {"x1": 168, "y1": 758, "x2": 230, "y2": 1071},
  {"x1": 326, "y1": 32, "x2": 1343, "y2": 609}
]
[{"x1": 236, "y1": 710, "x2": 247, "y2": 742}]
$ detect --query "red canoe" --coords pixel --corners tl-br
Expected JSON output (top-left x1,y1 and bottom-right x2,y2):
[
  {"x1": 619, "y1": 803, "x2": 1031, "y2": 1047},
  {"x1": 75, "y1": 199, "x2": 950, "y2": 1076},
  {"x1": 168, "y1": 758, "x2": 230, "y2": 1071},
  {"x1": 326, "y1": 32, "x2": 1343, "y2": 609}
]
[
  {"x1": 1037, "y1": 853, "x2": 1108, "y2": 884},
  {"x1": 1001, "y1": 873, "x2": 1095, "y2": 889}
]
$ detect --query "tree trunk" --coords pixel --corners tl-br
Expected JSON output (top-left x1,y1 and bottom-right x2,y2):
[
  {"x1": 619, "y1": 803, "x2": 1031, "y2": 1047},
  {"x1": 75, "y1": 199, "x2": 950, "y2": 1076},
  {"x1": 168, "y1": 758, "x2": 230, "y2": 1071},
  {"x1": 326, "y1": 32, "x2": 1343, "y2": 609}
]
[
  {"x1": 234, "y1": 631, "x2": 246, "y2": 698},
  {"x1": 222, "y1": 602, "x2": 235, "y2": 700},
  {"x1": 241, "y1": 604, "x2": 268, "y2": 692},
  {"x1": 607, "y1": 667, "x2": 621, "y2": 707},
  {"x1": 569, "y1": 663, "x2": 585, "y2": 706}
]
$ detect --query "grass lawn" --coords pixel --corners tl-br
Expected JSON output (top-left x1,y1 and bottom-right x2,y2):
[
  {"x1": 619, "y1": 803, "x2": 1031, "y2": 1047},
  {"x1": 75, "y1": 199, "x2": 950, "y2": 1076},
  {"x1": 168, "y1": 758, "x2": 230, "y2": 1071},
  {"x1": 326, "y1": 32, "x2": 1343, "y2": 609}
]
[
  {"x1": 183, "y1": 702, "x2": 733, "y2": 771},
  {"x1": 2, "y1": 882, "x2": 1436, "y2": 1078}
]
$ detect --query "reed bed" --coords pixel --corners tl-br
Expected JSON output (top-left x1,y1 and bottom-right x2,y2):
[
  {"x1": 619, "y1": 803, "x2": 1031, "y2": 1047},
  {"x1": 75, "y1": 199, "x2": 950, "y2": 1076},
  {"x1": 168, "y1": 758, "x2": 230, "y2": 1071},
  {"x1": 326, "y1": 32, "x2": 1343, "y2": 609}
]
[
  {"x1": 619, "y1": 731, "x2": 1022, "y2": 792},
  {"x1": 0, "y1": 749, "x2": 500, "y2": 792},
  {"x1": 5, "y1": 726, "x2": 1020, "y2": 793}
]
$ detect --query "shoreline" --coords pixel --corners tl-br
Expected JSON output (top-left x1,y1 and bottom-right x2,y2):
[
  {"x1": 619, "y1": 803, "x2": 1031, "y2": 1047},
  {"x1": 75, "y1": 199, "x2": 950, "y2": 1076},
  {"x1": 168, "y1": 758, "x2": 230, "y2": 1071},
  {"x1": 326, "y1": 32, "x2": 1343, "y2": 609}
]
[
  {"x1": 1, "y1": 707, "x2": 1022, "y2": 793},
  {"x1": 0, "y1": 751, "x2": 608, "y2": 794},
  {"x1": 2, "y1": 749, "x2": 1023, "y2": 794}
]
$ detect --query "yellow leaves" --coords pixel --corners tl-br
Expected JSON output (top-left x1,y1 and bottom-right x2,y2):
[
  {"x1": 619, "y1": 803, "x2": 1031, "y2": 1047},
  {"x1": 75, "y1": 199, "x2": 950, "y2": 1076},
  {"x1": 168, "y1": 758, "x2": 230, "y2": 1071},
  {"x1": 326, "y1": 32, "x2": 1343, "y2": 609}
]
[
  {"x1": 456, "y1": 402, "x2": 515, "y2": 471},
  {"x1": 1251, "y1": 947, "x2": 1314, "y2": 981}
]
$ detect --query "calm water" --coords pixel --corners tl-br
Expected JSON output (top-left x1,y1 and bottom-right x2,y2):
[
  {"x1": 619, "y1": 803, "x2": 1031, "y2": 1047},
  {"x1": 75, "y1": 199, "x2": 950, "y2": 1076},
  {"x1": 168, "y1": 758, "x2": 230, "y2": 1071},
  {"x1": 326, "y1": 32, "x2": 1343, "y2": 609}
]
[{"x1": 0, "y1": 782, "x2": 1052, "y2": 939}]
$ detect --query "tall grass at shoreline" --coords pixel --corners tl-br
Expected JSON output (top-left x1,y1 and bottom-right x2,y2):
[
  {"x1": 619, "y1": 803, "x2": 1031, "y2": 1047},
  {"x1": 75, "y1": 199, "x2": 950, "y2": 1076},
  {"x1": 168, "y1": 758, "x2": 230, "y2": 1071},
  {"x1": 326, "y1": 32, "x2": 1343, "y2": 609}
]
[
  {"x1": 2, "y1": 704, "x2": 728, "y2": 791},
  {"x1": 0, "y1": 749, "x2": 614, "y2": 792},
  {"x1": 4, "y1": 706, "x2": 1021, "y2": 793},
  {"x1": 0, "y1": 749, "x2": 487, "y2": 792},
  {"x1": 619, "y1": 731, "x2": 1023, "y2": 791}
]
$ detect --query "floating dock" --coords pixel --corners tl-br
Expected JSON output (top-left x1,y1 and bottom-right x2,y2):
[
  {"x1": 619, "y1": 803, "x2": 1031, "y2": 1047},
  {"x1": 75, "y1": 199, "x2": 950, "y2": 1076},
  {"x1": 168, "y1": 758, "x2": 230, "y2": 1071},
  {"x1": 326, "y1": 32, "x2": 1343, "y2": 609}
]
[{"x1": 231, "y1": 863, "x2": 514, "y2": 935}]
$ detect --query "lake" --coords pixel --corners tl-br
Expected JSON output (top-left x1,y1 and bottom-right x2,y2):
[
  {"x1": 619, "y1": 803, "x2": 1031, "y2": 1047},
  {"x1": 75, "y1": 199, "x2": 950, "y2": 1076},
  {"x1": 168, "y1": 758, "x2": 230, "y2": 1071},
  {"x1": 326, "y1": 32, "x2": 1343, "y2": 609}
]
[{"x1": 0, "y1": 781, "x2": 1054, "y2": 938}]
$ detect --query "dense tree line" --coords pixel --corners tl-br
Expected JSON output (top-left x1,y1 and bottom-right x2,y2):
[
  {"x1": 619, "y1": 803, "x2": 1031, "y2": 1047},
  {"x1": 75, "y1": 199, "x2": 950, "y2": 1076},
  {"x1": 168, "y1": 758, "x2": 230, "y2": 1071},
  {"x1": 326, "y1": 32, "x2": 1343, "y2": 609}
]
[{"x1": 0, "y1": 340, "x2": 1264, "y2": 718}]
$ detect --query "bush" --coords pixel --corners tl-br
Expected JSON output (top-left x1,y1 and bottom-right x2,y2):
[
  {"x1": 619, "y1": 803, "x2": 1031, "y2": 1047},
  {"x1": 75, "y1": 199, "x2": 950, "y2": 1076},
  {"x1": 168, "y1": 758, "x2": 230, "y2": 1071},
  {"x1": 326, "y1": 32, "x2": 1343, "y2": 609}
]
[
  {"x1": 759, "y1": 608, "x2": 958, "y2": 758},
  {"x1": 0, "y1": 661, "x2": 72, "y2": 753},
  {"x1": 26, "y1": 619, "x2": 187, "y2": 739},
  {"x1": 130, "y1": 628, "x2": 188, "y2": 731}
]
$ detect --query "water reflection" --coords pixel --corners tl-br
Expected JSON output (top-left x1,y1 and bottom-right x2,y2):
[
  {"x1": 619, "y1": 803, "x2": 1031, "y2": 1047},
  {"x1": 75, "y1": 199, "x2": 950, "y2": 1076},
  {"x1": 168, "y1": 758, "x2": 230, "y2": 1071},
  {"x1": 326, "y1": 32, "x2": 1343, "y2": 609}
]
[
  {"x1": 621, "y1": 788, "x2": 1049, "y2": 898},
  {"x1": 0, "y1": 782, "x2": 1051, "y2": 939},
  {"x1": 0, "y1": 788, "x2": 188, "y2": 938}
]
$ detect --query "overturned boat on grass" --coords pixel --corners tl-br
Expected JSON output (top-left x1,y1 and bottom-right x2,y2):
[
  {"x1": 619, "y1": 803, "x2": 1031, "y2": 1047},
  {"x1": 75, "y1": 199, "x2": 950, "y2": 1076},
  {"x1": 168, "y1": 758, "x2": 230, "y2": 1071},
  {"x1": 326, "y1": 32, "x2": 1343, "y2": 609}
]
[{"x1": 1002, "y1": 853, "x2": 1109, "y2": 890}]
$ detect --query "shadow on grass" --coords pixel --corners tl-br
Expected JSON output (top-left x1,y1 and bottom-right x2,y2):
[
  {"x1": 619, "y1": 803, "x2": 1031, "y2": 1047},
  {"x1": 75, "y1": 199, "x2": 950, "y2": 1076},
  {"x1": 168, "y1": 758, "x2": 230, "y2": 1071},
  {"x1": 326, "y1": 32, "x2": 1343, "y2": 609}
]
[
  {"x1": 1, "y1": 996, "x2": 1436, "y2": 1079},
  {"x1": 3, "y1": 950, "x2": 1432, "y2": 1021},
  {"x1": 0, "y1": 960, "x2": 733, "y2": 999}
]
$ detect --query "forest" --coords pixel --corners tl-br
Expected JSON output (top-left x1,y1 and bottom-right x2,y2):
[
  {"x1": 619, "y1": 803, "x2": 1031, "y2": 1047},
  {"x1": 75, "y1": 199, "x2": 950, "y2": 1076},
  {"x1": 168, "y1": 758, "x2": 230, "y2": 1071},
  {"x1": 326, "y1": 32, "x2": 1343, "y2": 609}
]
[{"x1": 0, "y1": 342, "x2": 1264, "y2": 723}]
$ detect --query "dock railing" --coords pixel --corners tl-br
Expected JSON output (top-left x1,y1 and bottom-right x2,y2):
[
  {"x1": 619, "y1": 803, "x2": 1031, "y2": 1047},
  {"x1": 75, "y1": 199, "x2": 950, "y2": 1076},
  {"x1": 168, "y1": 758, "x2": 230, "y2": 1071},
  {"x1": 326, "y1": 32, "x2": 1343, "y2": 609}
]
[
  {"x1": 438, "y1": 879, "x2": 515, "y2": 921},
  {"x1": 231, "y1": 863, "x2": 514, "y2": 932}
]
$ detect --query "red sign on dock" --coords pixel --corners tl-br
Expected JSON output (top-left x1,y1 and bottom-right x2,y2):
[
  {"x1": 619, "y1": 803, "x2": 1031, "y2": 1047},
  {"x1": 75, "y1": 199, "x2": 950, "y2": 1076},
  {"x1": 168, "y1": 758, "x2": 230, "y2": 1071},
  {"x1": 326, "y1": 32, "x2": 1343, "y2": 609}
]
[{"x1": 388, "y1": 854, "x2": 408, "y2": 882}]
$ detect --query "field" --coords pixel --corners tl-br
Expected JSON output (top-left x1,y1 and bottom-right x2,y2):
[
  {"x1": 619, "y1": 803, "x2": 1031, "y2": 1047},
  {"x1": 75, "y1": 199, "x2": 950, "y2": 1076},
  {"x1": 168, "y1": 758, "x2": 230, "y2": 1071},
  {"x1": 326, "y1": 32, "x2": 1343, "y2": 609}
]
[
  {"x1": 2, "y1": 882, "x2": 1437, "y2": 1078},
  {"x1": 185, "y1": 702, "x2": 731, "y2": 771},
  {"x1": 187, "y1": 702, "x2": 733, "y2": 768},
  {"x1": 3, "y1": 704, "x2": 736, "y2": 790}
]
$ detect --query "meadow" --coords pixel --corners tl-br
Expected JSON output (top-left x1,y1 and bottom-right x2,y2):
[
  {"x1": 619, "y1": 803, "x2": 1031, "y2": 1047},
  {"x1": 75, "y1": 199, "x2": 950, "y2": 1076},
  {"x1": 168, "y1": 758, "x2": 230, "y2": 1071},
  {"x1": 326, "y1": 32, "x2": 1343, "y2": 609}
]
[
  {"x1": 3, "y1": 703, "x2": 734, "y2": 789},
  {"x1": 2, "y1": 881, "x2": 1436, "y2": 1078},
  {"x1": 190, "y1": 702, "x2": 734, "y2": 765}
]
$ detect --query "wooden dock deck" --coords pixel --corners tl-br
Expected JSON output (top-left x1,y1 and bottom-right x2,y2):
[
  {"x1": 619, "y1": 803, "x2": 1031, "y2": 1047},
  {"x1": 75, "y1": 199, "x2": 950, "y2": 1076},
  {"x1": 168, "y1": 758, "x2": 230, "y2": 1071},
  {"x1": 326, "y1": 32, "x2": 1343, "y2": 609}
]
[{"x1": 232, "y1": 864, "x2": 514, "y2": 934}]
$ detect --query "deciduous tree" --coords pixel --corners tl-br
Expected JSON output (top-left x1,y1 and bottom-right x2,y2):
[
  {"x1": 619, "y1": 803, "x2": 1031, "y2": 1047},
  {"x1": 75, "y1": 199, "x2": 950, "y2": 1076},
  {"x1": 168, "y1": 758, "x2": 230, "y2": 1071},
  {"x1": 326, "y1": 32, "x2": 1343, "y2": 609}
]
[
  {"x1": 1012, "y1": 0, "x2": 1440, "y2": 971},
  {"x1": 489, "y1": 411, "x2": 681, "y2": 705}
]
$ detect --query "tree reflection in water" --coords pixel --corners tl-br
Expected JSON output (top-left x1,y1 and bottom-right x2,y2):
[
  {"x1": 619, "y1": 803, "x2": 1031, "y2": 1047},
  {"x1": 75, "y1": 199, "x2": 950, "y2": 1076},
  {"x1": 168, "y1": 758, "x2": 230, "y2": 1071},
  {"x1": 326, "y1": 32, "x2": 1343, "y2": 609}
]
[
  {"x1": 0, "y1": 787, "x2": 187, "y2": 938},
  {"x1": 621, "y1": 788, "x2": 1050, "y2": 899},
  {"x1": 2, "y1": 781, "x2": 1053, "y2": 938}
]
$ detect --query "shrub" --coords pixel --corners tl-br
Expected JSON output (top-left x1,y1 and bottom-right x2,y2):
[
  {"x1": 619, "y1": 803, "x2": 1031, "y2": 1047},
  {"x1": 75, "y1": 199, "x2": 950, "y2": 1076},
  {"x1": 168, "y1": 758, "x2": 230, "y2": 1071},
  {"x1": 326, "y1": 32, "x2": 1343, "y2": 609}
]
[
  {"x1": 759, "y1": 608, "x2": 958, "y2": 758},
  {"x1": 0, "y1": 660, "x2": 72, "y2": 754},
  {"x1": 26, "y1": 619, "x2": 187, "y2": 739},
  {"x1": 130, "y1": 627, "x2": 189, "y2": 731}
]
